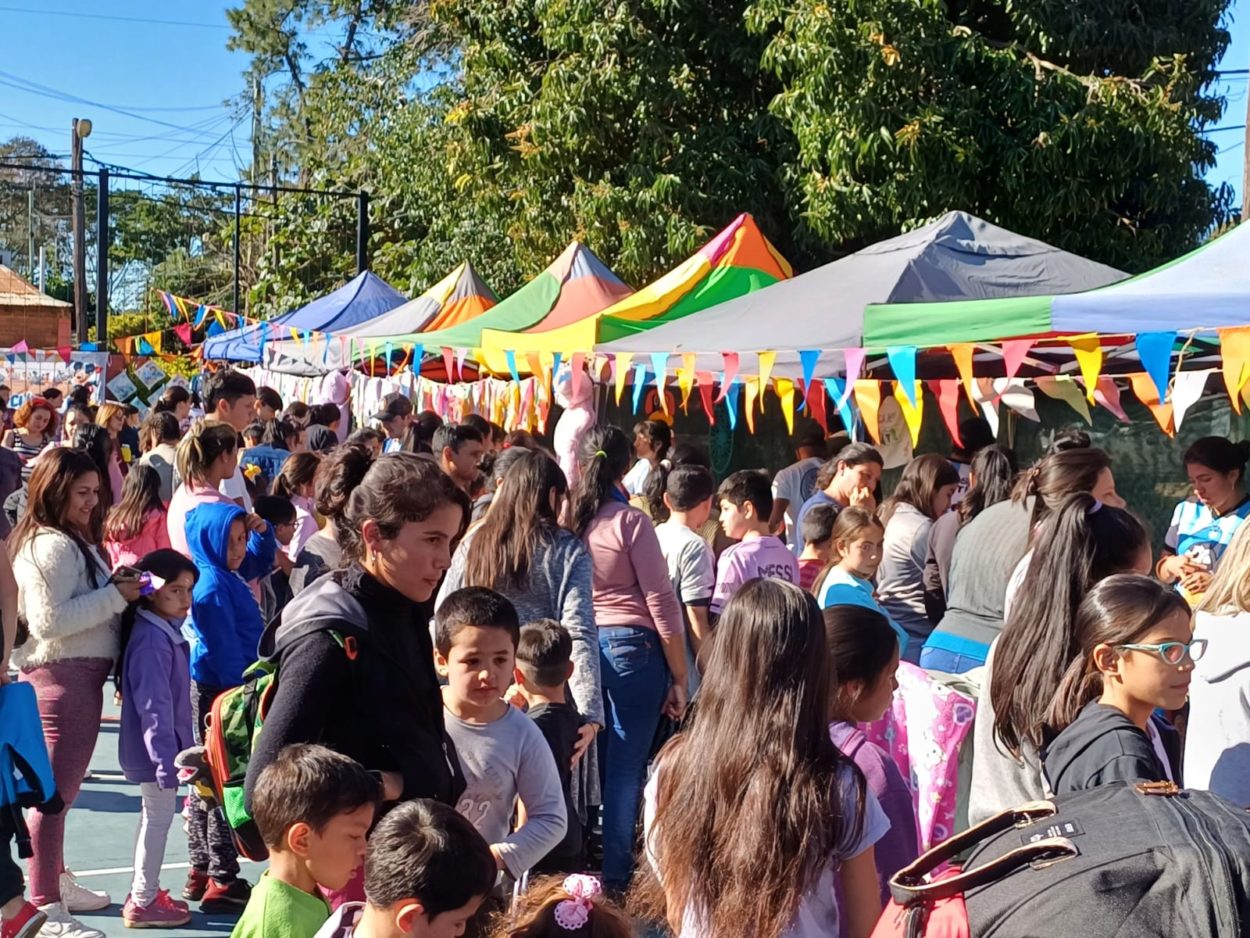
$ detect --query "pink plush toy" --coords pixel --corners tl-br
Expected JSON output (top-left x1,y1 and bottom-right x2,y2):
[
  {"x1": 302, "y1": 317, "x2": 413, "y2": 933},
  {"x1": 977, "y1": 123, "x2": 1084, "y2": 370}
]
[{"x1": 553, "y1": 362, "x2": 596, "y2": 489}]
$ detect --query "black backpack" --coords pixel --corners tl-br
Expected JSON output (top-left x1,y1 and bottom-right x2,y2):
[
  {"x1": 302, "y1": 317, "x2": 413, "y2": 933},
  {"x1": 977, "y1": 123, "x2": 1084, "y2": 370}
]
[{"x1": 879, "y1": 781, "x2": 1250, "y2": 937}]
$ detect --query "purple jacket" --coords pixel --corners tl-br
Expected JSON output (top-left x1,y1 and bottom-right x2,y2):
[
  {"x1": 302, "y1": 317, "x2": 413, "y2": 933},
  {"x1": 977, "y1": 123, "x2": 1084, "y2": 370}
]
[
  {"x1": 119, "y1": 609, "x2": 196, "y2": 787},
  {"x1": 831, "y1": 721, "x2": 920, "y2": 931}
]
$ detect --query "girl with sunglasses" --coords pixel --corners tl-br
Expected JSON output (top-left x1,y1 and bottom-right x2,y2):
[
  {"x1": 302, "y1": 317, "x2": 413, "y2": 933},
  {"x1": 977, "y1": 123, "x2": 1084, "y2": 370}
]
[{"x1": 1041, "y1": 575, "x2": 1201, "y2": 796}]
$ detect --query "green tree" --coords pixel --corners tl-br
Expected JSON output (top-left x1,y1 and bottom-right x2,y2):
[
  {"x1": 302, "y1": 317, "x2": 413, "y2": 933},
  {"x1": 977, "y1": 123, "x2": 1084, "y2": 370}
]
[{"x1": 746, "y1": 0, "x2": 1235, "y2": 270}]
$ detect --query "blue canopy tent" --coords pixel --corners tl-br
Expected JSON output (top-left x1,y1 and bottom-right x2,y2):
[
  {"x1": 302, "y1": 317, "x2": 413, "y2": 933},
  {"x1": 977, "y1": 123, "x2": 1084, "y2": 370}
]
[{"x1": 202, "y1": 271, "x2": 408, "y2": 362}]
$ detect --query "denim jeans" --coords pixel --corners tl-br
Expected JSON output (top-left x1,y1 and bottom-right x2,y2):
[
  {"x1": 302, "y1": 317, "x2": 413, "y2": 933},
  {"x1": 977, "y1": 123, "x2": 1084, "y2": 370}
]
[
  {"x1": 598, "y1": 626, "x2": 668, "y2": 891},
  {"x1": 919, "y1": 645, "x2": 987, "y2": 675}
]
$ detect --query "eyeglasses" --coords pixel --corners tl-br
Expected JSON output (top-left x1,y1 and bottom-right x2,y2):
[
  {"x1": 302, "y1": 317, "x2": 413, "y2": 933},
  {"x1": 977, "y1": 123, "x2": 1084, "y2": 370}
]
[{"x1": 1117, "y1": 639, "x2": 1208, "y2": 665}]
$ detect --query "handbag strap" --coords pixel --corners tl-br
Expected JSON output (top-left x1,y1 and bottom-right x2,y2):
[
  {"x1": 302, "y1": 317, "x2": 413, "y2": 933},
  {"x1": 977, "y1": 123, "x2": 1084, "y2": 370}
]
[
  {"x1": 890, "y1": 836, "x2": 1078, "y2": 905},
  {"x1": 890, "y1": 801, "x2": 1057, "y2": 900}
]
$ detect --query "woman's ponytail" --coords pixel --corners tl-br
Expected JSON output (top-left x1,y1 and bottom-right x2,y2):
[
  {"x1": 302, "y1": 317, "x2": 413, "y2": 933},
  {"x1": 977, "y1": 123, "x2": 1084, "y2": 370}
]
[{"x1": 568, "y1": 426, "x2": 631, "y2": 538}]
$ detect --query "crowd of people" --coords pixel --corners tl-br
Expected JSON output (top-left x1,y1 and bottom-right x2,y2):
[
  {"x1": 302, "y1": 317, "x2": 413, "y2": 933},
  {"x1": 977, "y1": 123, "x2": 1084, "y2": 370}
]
[{"x1": 0, "y1": 370, "x2": 1246, "y2": 938}]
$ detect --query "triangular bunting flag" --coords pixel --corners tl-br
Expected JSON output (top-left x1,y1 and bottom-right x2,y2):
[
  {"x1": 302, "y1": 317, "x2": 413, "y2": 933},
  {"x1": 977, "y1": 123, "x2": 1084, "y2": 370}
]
[
  {"x1": 808, "y1": 381, "x2": 828, "y2": 433},
  {"x1": 11, "y1": 340, "x2": 28, "y2": 355},
  {"x1": 973, "y1": 378, "x2": 1000, "y2": 437},
  {"x1": 892, "y1": 380, "x2": 923, "y2": 447},
  {"x1": 1172, "y1": 370, "x2": 1212, "y2": 430},
  {"x1": 174, "y1": 323, "x2": 193, "y2": 346},
  {"x1": 886, "y1": 347, "x2": 918, "y2": 406},
  {"x1": 776, "y1": 378, "x2": 796, "y2": 434},
  {"x1": 1135, "y1": 332, "x2": 1175, "y2": 404},
  {"x1": 716, "y1": 353, "x2": 740, "y2": 403},
  {"x1": 1219, "y1": 328, "x2": 1250, "y2": 412},
  {"x1": 651, "y1": 353, "x2": 670, "y2": 415},
  {"x1": 1001, "y1": 339, "x2": 1033, "y2": 381},
  {"x1": 744, "y1": 378, "x2": 759, "y2": 433},
  {"x1": 949, "y1": 343, "x2": 976, "y2": 407},
  {"x1": 677, "y1": 358, "x2": 696, "y2": 413},
  {"x1": 1128, "y1": 372, "x2": 1175, "y2": 436},
  {"x1": 631, "y1": 364, "x2": 648, "y2": 415},
  {"x1": 725, "y1": 379, "x2": 741, "y2": 431},
  {"x1": 56, "y1": 346, "x2": 71, "y2": 364},
  {"x1": 852, "y1": 381, "x2": 882, "y2": 444},
  {"x1": 1093, "y1": 377, "x2": 1130, "y2": 423},
  {"x1": 696, "y1": 372, "x2": 715, "y2": 425},
  {"x1": 843, "y1": 348, "x2": 866, "y2": 386},
  {"x1": 824, "y1": 378, "x2": 854, "y2": 436},
  {"x1": 1035, "y1": 375, "x2": 1092, "y2": 424},
  {"x1": 1066, "y1": 334, "x2": 1103, "y2": 403},
  {"x1": 614, "y1": 353, "x2": 633, "y2": 405},
  {"x1": 799, "y1": 350, "x2": 820, "y2": 409},
  {"x1": 932, "y1": 379, "x2": 962, "y2": 447},
  {"x1": 995, "y1": 378, "x2": 1038, "y2": 422},
  {"x1": 757, "y1": 351, "x2": 776, "y2": 395},
  {"x1": 570, "y1": 352, "x2": 586, "y2": 401}
]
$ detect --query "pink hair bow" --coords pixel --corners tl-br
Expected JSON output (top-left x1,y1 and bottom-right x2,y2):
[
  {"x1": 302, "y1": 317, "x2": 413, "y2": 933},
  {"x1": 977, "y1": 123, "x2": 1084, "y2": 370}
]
[{"x1": 553, "y1": 874, "x2": 601, "y2": 931}]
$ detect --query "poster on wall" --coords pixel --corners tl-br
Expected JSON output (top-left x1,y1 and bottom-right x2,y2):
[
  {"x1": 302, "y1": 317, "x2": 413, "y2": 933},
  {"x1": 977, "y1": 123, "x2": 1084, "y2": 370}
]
[
  {"x1": 1, "y1": 348, "x2": 108, "y2": 408},
  {"x1": 133, "y1": 359, "x2": 168, "y2": 393},
  {"x1": 875, "y1": 395, "x2": 914, "y2": 469},
  {"x1": 106, "y1": 371, "x2": 139, "y2": 402}
]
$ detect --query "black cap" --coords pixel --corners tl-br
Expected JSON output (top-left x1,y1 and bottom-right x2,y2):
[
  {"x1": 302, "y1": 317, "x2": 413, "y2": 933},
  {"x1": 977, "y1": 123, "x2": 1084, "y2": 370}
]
[{"x1": 371, "y1": 392, "x2": 413, "y2": 423}]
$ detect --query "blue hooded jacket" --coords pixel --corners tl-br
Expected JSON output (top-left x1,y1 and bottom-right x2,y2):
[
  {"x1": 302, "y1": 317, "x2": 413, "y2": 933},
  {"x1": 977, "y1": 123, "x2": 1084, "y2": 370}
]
[{"x1": 184, "y1": 501, "x2": 277, "y2": 688}]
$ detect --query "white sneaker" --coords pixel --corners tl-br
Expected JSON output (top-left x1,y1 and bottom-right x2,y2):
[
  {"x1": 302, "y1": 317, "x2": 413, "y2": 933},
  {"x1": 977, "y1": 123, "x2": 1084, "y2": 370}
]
[
  {"x1": 34, "y1": 904, "x2": 104, "y2": 938},
  {"x1": 58, "y1": 872, "x2": 111, "y2": 913}
]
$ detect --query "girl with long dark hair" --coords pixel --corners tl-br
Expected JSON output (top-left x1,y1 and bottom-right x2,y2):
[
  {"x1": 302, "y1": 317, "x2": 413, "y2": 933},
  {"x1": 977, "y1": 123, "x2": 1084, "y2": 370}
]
[
  {"x1": 622, "y1": 419, "x2": 671, "y2": 498},
  {"x1": 969, "y1": 493, "x2": 1151, "y2": 824},
  {"x1": 103, "y1": 465, "x2": 170, "y2": 569},
  {"x1": 640, "y1": 579, "x2": 886, "y2": 938},
  {"x1": 569, "y1": 426, "x2": 684, "y2": 893},
  {"x1": 438, "y1": 450, "x2": 603, "y2": 755}
]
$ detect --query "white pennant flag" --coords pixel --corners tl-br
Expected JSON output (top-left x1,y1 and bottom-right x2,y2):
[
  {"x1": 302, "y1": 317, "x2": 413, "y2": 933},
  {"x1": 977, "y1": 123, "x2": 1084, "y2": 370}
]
[{"x1": 1171, "y1": 370, "x2": 1212, "y2": 431}]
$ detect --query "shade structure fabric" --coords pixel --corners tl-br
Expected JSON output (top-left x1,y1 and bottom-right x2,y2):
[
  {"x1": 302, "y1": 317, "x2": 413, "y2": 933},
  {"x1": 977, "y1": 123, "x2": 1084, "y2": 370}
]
[
  {"x1": 477, "y1": 213, "x2": 791, "y2": 373},
  {"x1": 203, "y1": 271, "x2": 408, "y2": 362},
  {"x1": 862, "y1": 221, "x2": 1250, "y2": 349},
  {"x1": 263, "y1": 261, "x2": 496, "y2": 375},
  {"x1": 365, "y1": 242, "x2": 632, "y2": 364},
  {"x1": 597, "y1": 211, "x2": 1125, "y2": 378}
]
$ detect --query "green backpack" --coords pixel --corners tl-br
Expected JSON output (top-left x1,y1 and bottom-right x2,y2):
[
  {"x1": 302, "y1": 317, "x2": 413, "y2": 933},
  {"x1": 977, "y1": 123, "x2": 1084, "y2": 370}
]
[{"x1": 202, "y1": 630, "x2": 357, "y2": 861}]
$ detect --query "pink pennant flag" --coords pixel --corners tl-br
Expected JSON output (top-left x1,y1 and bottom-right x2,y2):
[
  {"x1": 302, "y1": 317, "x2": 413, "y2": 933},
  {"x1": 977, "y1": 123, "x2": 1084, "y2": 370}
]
[
  {"x1": 1093, "y1": 377, "x2": 1130, "y2": 423},
  {"x1": 442, "y1": 347, "x2": 456, "y2": 381},
  {"x1": 716, "y1": 352, "x2": 740, "y2": 403},
  {"x1": 174, "y1": 323, "x2": 193, "y2": 346},
  {"x1": 56, "y1": 346, "x2": 71, "y2": 364},
  {"x1": 842, "y1": 348, "x2": 866, "y2": 385},
  {"x1": 1001, "y1": 339, "x2": 1033, "y2": 381},
  {"x1": 570, "y1": 352, "x2": 586, "y2": 401},
  {"x1": 11, "y1": 340, "x2": 28, "y2": 355}
]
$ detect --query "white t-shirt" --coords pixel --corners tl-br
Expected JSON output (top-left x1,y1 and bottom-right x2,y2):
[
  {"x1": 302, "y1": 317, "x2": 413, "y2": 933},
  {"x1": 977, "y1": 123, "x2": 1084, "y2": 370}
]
[
  {"x1": 655, "y1": 521, "x2": 716, "y2": 611},
  {"x1": 219, "y1": 464, "x2": 252, "y2": 512},
  {"x1": 622, "y1": 457, "x2": 653, "y2": 497},
  {"x1": 772, "y1": 457, "x2": 824, "y2": 551}
]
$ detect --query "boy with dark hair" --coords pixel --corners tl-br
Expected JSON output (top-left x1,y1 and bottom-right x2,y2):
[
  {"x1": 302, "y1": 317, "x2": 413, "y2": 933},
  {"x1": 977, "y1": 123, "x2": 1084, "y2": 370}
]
[
  {"x1": 255, "y1": 387, "x2": 284, "y2": 422},
  {"x1": 306, "y1": 403, "x2": 341, "y2": 452},
  {"x1": 313, "y1": 799, "x2": 496, "y2": 938},
  {"x1": 432, "y1": 424, "x2": 485, "y2": 493},
  {"x1": 253, "y1": 495, "x2": 298, "y2": 621},
  {"x1": 514, "y1": 620, "x2": 583, "y2": 874},
  {"x1": 242, "y1": 421, "x2": 265, "y2": 448},
  {"x1": 203, "y1": 368, "x2": 258, "y2": 511},
  {"x1": 433, "y1": 588, "x2": 566, "y2": 889},
  {"x1": 797, "y1": 502, "x2": 838, "y2": 592},
  {"x1": 232, "y1": 744, "x2": 379, "y2": 938},
  {"x1": 713, "y1": 470, "x2": 798, "y2": 615},
  {"x1": 654, "y1": 465, "x2": 716, "y2": 688},
  {"x1": 371, "y1": 393, "x2": 413, "y2": 454},
  {"x1": 460, "y1": 414, "x2": 495, "y2": 454}
]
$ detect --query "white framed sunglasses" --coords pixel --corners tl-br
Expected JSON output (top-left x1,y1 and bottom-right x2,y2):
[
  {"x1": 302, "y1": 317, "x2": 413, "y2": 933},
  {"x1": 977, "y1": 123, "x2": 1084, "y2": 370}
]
[{"x1": 1117, "y1": 639, "x2": 1208, "y2": 666}]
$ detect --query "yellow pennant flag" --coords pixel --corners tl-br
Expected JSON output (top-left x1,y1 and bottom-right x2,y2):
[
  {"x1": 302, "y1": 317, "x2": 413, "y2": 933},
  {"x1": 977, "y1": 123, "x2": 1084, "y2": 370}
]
[
  {"x1": 949, "y1": 343, "x2": 976, "y2": 407},
  {"x1": 1035, "y1": 375, "x2": 1092, "y2": 424},
  {"x1": 744, "y1": 377, "x2": 760, "y2": 433},
  {"x1": 757, "y1": 351, "x2": 776, "y2": 398},
  {"x1": 853, "y1": 380, "x2": 883, "y2": 443},
  {"x1": 290, "y1": 327, "x2": 303, "y2": 345},
  {"x1": 893, "y1": 380, "x2": 923, "y2": 447},
  {"x1": 677, "y1": 354, "x2": 696, "y2": 412},
  {"x1": 614, "y1": 353, "x2": 633, "y2": 406},
  {"x1": 1066, "y1": 334, "x2": 1103, "y2": 402},
  {"x1": 776, "y1": 378, "x2": 796, "y2": 434},
  {"x1": 148, "y1": 332, "x2": 163, "y2": 354},
  {"x1": 1218, "y1": 328, "x2": 1250, "y2": 413}
]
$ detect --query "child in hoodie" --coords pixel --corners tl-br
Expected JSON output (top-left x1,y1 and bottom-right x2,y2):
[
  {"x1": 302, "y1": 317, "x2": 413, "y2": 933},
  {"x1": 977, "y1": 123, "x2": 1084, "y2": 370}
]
[
  {"x1": 116, "y1": 549, "x2": 200, "y2": 929},
  {"x1": 183, "y1": 500, "x2": 277, "y2": 911}
]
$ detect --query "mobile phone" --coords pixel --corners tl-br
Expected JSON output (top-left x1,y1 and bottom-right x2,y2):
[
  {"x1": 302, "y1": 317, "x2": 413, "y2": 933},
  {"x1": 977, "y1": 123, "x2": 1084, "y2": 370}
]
[{"x1": 112, "y1": 565, "x2": 142, "y2": 583}]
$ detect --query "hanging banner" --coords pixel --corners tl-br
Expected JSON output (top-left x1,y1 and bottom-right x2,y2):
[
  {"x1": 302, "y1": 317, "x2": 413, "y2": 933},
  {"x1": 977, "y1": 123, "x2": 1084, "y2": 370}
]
[
  {"x1": 505, "y1": 350, "x2": 521, "y2": 384},
  {"x1": 1035, "y1": 374, "x2": 1092, "y2": 424}
]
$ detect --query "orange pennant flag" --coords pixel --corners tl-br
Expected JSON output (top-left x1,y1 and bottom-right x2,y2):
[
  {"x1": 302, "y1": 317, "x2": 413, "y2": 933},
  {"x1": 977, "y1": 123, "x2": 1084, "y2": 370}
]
[
  {"x1": 1218, "y1": 328, "x2": 1250, "y2": 413},
  {"x1": 949, "y1": 344, "x2": 976, "y2": 407},
  {"x1": 1128, "y1": 372, "x2": 1175, "y2": 436},
  {"x1": 853, "y1": 380, "x2": 883, "y2": 444}
]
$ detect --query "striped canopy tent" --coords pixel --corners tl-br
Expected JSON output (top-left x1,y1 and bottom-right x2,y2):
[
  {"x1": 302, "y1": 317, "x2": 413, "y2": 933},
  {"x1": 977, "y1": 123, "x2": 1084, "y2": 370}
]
[
  {"x1": 263, "y1": 261, "x2": 496, "y2": 376},
  {"x1": 203, "y1": 271, "x2": 408, "y2": 362},
  {"x1": 860, "y1": 222, "x2": 1250, "y2": 389},
  {"x1": 364, "y1": 241, "x2": 631, "y2": 379},
  {"x1": 476, "y1": 213, "x2": 790, "y2": 374}
]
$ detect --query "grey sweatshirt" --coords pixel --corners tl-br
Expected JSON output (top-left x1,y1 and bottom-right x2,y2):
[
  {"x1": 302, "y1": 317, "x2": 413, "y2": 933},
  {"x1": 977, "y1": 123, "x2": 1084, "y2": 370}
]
[
  {"x1": 444, "y1": 705, "x2": 567, "y2": 878},
  {"x1": 437, "y1": 528, "x2": 604, "y2": 728},
  {"x1": 878, "y1": 503, "x2": 937, "y2": 650},
  {"x1": 1186, "y1": 609, "x2": 1250, "y2": 807}
]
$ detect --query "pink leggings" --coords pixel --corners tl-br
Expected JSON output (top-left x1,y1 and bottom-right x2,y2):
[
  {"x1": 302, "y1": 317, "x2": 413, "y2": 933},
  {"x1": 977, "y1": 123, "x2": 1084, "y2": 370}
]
[{"x1": 21, "y1": 658, "x2": 111, "y2": 907}]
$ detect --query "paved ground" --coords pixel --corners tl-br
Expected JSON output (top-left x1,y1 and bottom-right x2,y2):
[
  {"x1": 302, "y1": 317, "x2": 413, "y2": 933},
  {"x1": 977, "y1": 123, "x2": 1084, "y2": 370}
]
[{"x1": 45, "y1": 701, "x2": 258, "y2": 938}]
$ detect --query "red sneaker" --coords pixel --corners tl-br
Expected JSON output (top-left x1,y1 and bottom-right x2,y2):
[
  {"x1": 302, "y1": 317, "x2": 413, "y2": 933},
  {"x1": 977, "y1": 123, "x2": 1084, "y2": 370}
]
[
  {"x1": 0, "y1": 903, "x2": 46, "y2": 938},
  {"x1": 123, "y1": 891, "x2": 192, "y2": 929},
  {"x1": 182, "y1": 869, "x2": 208, "y2": 902},
  {"x1": 199, "y1": 878, "x2": 251, "y2": 914}
]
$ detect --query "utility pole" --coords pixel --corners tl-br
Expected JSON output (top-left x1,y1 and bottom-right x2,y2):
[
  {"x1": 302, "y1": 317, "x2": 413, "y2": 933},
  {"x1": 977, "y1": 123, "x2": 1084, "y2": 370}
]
[
  {"x1": 26, "y1": 187, "x2": 34, "y2": 282},
  {"x1": 1243, "y1": 61, "x2": 1250, "y2": 221},
  {"x1": 96, "y1": 168, "x2": 109, "y2": 346},
  {"x1": 70, "y1": 117, "x2": 92, "y2": 344},
  {"x1": 233, "y1": 184, "x2": 242, "y2": 316},
  {"x1": 356, "y1": 191, "x2": 369, "y2": 274}
]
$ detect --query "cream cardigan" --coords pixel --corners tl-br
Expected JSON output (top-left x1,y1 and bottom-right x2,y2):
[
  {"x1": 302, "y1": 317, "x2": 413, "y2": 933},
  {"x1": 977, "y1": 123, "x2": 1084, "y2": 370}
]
[{"x1": 12, "y1": 528, "x2": 127, "y2": 668}]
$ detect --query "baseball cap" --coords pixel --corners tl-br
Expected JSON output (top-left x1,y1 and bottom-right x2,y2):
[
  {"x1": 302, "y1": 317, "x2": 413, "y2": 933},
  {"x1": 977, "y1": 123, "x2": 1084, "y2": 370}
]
[{"x1": 371, "y1": 392, "x2": 414, "y2": 423}]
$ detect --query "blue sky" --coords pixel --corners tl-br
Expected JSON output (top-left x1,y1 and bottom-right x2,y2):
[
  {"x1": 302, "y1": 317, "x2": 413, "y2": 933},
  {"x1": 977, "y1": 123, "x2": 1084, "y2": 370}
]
[{"x1": 0, "y1": 0, "x2": 1246, "y2": 199}]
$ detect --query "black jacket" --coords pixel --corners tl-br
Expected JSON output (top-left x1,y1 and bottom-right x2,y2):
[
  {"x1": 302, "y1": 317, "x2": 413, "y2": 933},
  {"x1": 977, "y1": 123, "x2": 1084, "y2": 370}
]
[
  {"x1": 1041, "y1": 701, "x2": 1182, "y2": 796},
  {"x1": 244, "y1": 564, "x2": 464, "y2": 808}
]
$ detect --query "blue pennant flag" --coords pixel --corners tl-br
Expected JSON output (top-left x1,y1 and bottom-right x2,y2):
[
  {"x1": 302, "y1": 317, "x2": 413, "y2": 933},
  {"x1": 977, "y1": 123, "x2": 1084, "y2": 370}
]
[
  {"x1": 505, "y1": 350, "x2": 520, "y2": 384},
  {"x1": 552, "y1": 352, "x2": 562, "y2": 377},
  {"x1": 886, "y1": 346, "x2": 918, "y2": 406},
  {"x1": 725, "y1": 378, "x2": 741, "y2": 431},
  {"x1": 81, "y1": 342, "x2": 98, "y2": 352},
  {"x1": 632, "y1": 363, "x2": 649, "y2": 414},
  {"x1": 824, "y1": 377, "x2": 856, "y2": 435},
  {"x1": 1135, "y1": 332, "x2": 1175, "y2": 402},
  {"x1": 798, "y1": 349, "x2": 820, "y2": 413}
]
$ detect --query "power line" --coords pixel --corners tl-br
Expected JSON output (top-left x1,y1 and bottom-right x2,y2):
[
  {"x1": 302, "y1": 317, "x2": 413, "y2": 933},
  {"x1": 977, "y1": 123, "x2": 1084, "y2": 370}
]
[
  {"x1": 1201, "y1": 124, "x2": 1247, "y2": 134},
  {"x1": 0, "y1": 5, "x2": 231, "y2": 31}
]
